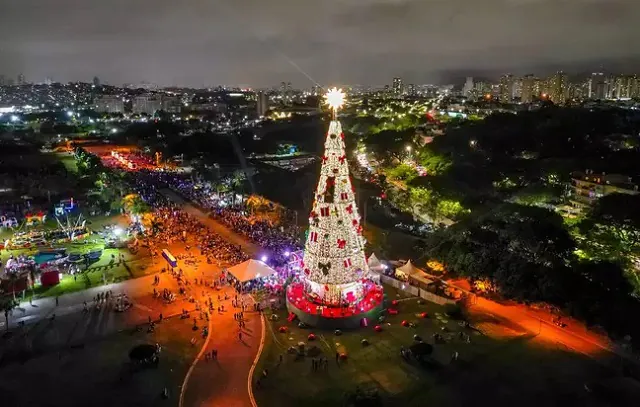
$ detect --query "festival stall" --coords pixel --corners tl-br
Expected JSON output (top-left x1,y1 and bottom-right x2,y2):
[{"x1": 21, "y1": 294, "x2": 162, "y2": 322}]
[
  {"x1": 227, "y1": 259, "x2": 277, "y2": 283},
  {"x1": 395, "y1": 260, "x2": 434, "y2": 287}
]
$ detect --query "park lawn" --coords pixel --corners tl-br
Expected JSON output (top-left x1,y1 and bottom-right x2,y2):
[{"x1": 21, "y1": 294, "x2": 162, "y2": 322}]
[
  {"x1": 25, "y1": 247, "x2": 148, "y2": 299},
  {"x1": 254, "y1": 285, "x2": 611, "y2": 407},
  {"x1": 0, "y1": 314, "x2": 198, "y2": 407},
  {"x1": 55, "y1": 152, "x2": 79, "y2": 174}
]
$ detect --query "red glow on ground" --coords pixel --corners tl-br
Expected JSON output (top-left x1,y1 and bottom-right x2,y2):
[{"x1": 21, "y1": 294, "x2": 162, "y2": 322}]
[{"x1": 287, "y1": 282, "x2": 383, "y2": 319}]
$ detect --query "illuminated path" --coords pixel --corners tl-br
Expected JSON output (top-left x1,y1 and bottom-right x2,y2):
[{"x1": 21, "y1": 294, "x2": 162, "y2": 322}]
[
  {"x1": 449, "y1": 279, "x2": 631, "y2": 365},
  {"x1": 160, "y1": 188, "x2": 265, "y2": 407}
]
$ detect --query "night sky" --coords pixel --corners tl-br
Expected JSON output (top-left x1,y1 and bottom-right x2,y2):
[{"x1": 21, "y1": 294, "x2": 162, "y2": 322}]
[{"x1": 1, "y1": 0, "x2": 639, "y2": 87}]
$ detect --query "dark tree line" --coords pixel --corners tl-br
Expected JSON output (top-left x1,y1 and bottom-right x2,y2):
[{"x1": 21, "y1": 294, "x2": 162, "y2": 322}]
[{"x1": 428, "y1": 202, "x2": 640, "y2": 344}]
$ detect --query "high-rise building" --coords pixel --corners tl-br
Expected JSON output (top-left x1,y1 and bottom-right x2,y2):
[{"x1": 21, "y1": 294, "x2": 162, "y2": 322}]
[
  {"x1": 17, "y1": 74, "x2": 25, "y2": 85},
  {"x1": 93, "y1": 76, "x2": 101, "y2": 87},
  {"x1": 161, "y1": 95, "x2": 182, "y2": 113},
  {"x1": 587, "y1": 73, "x2": 606, "y2": 99},
  {"x1": 407, "y1": 84, "x2": 417, "y2": 97},
  {"x1": 392, "y1": 77, "x2": 403, "y2": 95},
  {"x1": 521, "y1": 74, "x2": 536, "y2": 103},
  {"x1": 498, "y1": 74, "x2": 514, "y2": 102},
  {"x1": 474, "y1": 81, "x2": 489, "y2": 97},
  {"x1": 548, "y1": 71, "x2": 568, "y2": 105},
  {"x1": 463, "y1": 77, "x2": 474, "y2": 97},
  {"x1": 256, "y1": 91, "x2": 269, "y2": 117},
  {"x1": 95, "y1": 95, "x2": 125, "y2": 113},
  {"x1": 132, "y1": 94, "x2": 162, "y2": 114},
  {"x1": 280, "y1": 82, "x2": 292, "y2": 100},
  {"x1": 611, "y1": 75, "x2": 639, "y2": 99},
  {"x1": 0, "y1": 75, "x2": 5, "y2": 86},
  {"x1": 44, "y1": 77, "x2": 53, "y2": 85},
  {"x1": 512, "y1": 78, "x2": 523, "y2": 100}
]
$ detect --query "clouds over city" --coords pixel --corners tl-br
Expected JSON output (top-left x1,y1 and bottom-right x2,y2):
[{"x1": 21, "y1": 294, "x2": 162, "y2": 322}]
[{"x1": 0, "y1": 0, "x2": 638, "y2": 86}]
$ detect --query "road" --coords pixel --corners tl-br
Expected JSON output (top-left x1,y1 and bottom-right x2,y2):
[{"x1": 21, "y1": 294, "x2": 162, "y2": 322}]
[{"x1": 450, "y1": 279, "x2": 628, "y2": 364}]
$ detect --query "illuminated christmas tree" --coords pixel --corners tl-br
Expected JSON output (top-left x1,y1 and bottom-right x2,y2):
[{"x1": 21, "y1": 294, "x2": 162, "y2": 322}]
[{"x1": 302, "y1": 88, "x2": 368, "y2": 304}]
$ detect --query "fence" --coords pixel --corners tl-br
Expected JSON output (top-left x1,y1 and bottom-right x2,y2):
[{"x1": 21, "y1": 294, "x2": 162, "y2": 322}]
[{"x1": 380, "y1": 275, "x2": 455, "y2": 305}]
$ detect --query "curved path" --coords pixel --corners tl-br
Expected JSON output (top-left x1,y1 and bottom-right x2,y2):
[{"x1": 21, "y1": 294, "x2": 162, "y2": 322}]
[{"x1": 161, "y1": 189, "x2": 266, "y2": 407}]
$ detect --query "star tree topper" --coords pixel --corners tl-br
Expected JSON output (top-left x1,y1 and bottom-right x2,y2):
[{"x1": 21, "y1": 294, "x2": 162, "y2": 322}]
[{"x1": 325, "y1": 87, "x2": 345, "y2": 118}]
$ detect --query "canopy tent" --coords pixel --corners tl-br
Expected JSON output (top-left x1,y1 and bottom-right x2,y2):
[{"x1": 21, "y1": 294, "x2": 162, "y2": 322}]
[
  {"x1": 227, "y1": 259, "x2": 277, "y2": 283},
  {"x1": 395, "y1": 260, "x2": 434, "y2": 284},
  {"x1": 367, "y1": 253, "x2": 385, "y2": 272}
]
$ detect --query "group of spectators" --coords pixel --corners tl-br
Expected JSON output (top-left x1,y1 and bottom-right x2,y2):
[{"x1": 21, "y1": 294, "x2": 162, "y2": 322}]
[{"x1": 136, "y1": 171, "x2": 303, "y2": 267}]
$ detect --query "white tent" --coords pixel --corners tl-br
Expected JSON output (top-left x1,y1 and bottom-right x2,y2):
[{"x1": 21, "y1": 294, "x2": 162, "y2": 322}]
[
  {"x1": 396, "y1": 260, "x2": 420, "y2": 276},
  {"x1": 227, "y1": 259, "x2": 277, "y2": 283},
  {"x1": 395, "y1": 260, "x2": 433, "y2": 284},
  {"x1": 367, "y1": 253, "x2": 384, "y2": 271}
]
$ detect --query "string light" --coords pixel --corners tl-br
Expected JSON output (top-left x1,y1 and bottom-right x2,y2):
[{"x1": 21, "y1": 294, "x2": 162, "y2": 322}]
[{"x1": 302, "y1": 117, "x2": 368, "y2": 299}]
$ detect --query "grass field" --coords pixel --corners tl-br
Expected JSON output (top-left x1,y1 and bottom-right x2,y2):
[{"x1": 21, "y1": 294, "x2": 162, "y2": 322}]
[
  {"x1": 0, "y1": 313, "x2": 198, "y2": 407},
  {"x1": 254, "y1": 285, "x2": 612, "y2": 407},
  {"x1": 1, "y1": 214, "x2": 150, "y2": 299},
  {"x1": 55, "y1": 151, "x2": 79, "y2": 174}
]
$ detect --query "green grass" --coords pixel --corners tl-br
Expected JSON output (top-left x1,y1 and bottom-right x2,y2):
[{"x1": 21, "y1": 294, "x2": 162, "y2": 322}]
[
  {"x1": 2, "y1": 214, "x2": 149, "y2": 300},
  {"x1": 55, "y1": 152, "x2": 79, "y2": 174},
  {"x1": 0, "y1": 314, "x2": 199, "y2": 407},
  {"x1": 26, "y1": 252, "x2": 139, "y2": 299},
  {"x1": 253, "y1": 285, "x2": 611, "y2": 407}
]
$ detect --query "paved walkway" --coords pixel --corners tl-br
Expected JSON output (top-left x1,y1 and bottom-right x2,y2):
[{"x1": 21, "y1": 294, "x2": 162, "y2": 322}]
[
  {"x1": 182, "y1": 285, "x2": 262, "y2": 407},
  {"x1": 161, "y1": 188, "x2": 265, "y2": 407}
]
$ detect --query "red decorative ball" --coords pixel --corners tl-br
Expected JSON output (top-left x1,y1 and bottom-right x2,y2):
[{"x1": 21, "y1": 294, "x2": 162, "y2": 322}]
[
  {"x1": 374, "y1": 325, "x2": 383, "y2": 332},
  {"x1": 420, "y1": 312, "x2": 428, "y2": 318},
  {"x1": 278, "y1": 326, "x2": 288, "y2": 333},
  {"x1": 391, "y1": 300, "x2": 399, "y2": 306},
  {"x1": 308, "y1": 333, "x2": 316, "y2": 341},
  {"x1": 401, "y1": 320, "x2": 409, "y2": 327}
]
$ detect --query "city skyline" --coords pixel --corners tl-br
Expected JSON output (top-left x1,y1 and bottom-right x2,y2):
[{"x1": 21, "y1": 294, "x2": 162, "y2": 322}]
[{"x1": 1, "y1": 0, "x2": 639, "y2": 87}]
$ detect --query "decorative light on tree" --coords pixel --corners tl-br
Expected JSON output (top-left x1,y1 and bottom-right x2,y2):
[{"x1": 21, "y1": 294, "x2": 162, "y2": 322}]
[
  {"x1": 301, "y1": 87, "x2": 368, "y2": 304},
  {"x1": 324, "y1": 87, "x2": 345, "y2": 119}
]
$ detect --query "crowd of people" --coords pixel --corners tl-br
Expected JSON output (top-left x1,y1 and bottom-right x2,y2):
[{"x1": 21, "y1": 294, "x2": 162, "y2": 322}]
[
  {"x1": 134, "y1": 170, "x2": 303, "y2": 267},
  {"x1": 139, "y1": 207, "x2": 248, "y2": 267}
]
